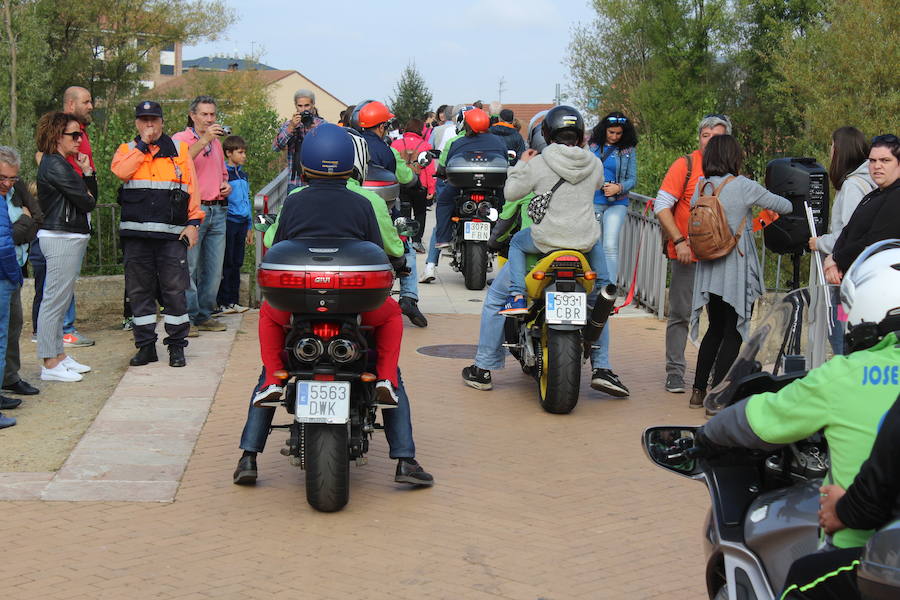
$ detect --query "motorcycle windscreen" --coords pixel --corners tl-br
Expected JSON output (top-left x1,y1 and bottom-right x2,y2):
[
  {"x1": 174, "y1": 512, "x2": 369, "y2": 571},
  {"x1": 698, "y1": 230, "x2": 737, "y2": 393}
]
[{"x1": 705, "y1": 285, "x2": 844, "y2": 412}]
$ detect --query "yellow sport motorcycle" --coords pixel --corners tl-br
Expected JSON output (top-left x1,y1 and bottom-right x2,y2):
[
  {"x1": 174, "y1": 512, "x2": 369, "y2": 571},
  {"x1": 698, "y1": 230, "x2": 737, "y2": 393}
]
[{"x1": 503, "y1": 250, "x2": 616, "y2": 414}]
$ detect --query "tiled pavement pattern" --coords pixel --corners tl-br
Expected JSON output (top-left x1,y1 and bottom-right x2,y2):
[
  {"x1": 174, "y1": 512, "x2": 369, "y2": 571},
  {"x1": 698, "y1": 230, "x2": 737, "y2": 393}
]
[{"x1": 1, "y1": 306, "x2": 710, "y2": 599}]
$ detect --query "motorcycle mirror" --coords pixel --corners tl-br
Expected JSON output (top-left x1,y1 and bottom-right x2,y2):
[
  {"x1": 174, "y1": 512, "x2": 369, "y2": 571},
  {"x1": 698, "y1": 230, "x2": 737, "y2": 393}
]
[
  {"x1": 393, "y1": 217, "x2": 421, "y2": 238},
  {"x1": 507, "y1": 150, "x2": 517, "y2": 163},
  {"x1": 487, "y1": 208, "x2": 499, "y2": 222},
  {"x1": 642, "y1": 426, "x2": 703, "y2": 479},
  {"x1": 417, "y1": 151, "x2": 433, "y2": 168}
]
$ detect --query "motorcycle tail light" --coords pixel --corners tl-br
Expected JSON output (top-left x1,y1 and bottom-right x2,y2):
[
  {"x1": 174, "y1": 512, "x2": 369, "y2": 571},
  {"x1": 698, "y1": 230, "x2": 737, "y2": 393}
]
[
  {"x1": 555, "y1": 255, "x2": 581, "y2": 263},
  {"x1": 258, "y1": 269, "x2": 306, "y2": 289},
  {"x1": 338, "y1": 271, "x2": 394, "y2": 289},
  {"x1": 312, "y1": 322, "x2": 341, "y2": 341},
  {"x1": 557, "y1": 270, "x2": 575, "y2": 278},
  {"x1": 470, "y1": 193, "x2": 486, "y2": 201}
]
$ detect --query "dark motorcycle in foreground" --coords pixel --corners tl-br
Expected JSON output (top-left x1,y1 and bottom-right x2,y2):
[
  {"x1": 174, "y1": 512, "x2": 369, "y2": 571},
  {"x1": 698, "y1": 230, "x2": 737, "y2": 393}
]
[
  {"x1": 643, "y1": 287, "x2": 848, "y2": 599},
  {"x1": 443, "y1": 149, "x2": 510, "y2": 290},
  {"x1": 257, "y1": 238, "x2": 395, "y2": 512}
]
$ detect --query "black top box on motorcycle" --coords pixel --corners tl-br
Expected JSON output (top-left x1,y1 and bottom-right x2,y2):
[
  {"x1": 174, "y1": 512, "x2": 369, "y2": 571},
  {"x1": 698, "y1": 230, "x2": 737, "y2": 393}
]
[
  {"x1": 362, "y1": 165, "x2": 399, "y2": 204},
  {"x1": 446, "y1": 150, "x2": 509, "y2": 189},
  {"x1": 763, "y1": 157, "x2": 829, "y2": 255},
  {"x1": 258, "y1": 238, "x2": 393, "y2": 314}
]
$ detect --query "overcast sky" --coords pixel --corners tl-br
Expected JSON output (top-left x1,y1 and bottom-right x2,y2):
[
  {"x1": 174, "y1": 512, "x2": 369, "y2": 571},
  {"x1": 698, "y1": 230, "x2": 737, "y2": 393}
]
[{"x1": 182, "y1": 0, "x2": 596, "y2": 107}]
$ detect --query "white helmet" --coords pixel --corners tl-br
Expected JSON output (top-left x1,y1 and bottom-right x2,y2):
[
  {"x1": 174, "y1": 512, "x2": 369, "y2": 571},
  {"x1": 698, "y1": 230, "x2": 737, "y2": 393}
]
[
  {"x1": 345, "y1": 127, "x2": 370, "y2": 182},
  {"x1": 840, "y1": 238, "x2": 900, "y2": 351},
  {"x1": 454, "y1": 105, "x2": 475, "y2": 133}
]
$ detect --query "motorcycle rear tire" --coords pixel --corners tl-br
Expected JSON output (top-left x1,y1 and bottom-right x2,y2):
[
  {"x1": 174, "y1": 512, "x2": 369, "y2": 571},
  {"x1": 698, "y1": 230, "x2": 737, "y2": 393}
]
[
  {"x1": 538, "y1": 329, "x2": 582, "y2": 414},
  {"x1": 463, "y1": 241, "x2": 488, "y2": 290},
  {"x1": 304, "y1": 423, "x2": 350, "y2": 512}
]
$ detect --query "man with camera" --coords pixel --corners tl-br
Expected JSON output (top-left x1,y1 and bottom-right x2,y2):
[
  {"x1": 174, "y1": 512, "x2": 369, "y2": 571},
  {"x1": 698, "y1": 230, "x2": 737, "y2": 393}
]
[
  {"x1": 172, "y1": 95, "x2": 233, "y2": 334},
  {"x1": 111, "y1": 101, "x2": 204, "y2": 367},
  {"x1": 272, "y1": 89, "x2": 325, "y2": 191}
]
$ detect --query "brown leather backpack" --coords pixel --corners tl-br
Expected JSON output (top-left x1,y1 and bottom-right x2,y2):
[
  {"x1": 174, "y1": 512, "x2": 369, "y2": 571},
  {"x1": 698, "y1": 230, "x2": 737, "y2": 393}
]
[{"x1": 688, "y1": 176, "x2": 745, "y2": 260}]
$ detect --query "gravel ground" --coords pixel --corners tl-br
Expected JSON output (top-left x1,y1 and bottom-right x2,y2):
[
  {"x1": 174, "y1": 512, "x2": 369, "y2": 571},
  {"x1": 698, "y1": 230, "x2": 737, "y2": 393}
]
[{"x1": 0, "y1": 317, "x2": 137, "y2": 472}]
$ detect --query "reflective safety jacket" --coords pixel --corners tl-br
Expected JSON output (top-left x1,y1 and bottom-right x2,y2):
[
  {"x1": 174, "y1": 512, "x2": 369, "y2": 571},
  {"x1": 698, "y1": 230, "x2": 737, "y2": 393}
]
[{"x1": 111, "y1": 134, "x2": 204, "y2": 239}]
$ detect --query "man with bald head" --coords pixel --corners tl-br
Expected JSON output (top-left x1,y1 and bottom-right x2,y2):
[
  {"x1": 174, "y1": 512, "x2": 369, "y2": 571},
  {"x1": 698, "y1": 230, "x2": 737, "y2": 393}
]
[{"x1": 30, "y1": 85, "x2": 96, "y2": 349}]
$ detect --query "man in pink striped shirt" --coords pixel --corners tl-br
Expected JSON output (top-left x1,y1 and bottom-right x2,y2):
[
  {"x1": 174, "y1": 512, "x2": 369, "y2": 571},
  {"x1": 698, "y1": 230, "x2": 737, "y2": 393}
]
[{"x1": 172, "y1": 96, "x2": 232, "y2": 334}]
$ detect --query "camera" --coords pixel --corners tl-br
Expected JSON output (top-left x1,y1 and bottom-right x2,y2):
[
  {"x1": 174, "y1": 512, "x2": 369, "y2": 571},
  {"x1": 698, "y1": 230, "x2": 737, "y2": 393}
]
[
  {"x1": 300, "y1": 110, "x2": 314, "y2": 127},
  {"x1": 218, "y1": 125, "x2": 232, "y2": 136}
]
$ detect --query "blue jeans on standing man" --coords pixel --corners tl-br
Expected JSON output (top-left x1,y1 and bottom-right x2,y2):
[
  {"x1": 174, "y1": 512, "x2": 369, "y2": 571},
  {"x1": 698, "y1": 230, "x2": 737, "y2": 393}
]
[
  {"x1": 239, "y1": 367, "x2": 416, "y2": 459},
  {"x1": 187, "y1": 204, "x2": 227, "y2": 324}
]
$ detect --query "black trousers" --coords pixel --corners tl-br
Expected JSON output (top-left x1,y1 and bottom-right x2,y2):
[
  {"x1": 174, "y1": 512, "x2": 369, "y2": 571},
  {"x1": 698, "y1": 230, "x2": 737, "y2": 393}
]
[
  {"x1": 780, "y1": 546, "x2": 862, "y2": 599},
  {"x1": 122, "y1": 237, "x2": 190, "y2": 349},
  {"x1": 400, "y1": 188, "x2": 428, "y2": 243},
  {"x1": 694, "y1": 294, "x2": 742, "y2": 391}
]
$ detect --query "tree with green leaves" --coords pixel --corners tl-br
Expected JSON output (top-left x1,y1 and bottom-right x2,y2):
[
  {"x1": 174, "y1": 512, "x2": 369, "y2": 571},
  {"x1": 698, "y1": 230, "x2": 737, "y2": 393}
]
[{"x1": 388, "y1": 62, "x2": 432, "y2": 129}]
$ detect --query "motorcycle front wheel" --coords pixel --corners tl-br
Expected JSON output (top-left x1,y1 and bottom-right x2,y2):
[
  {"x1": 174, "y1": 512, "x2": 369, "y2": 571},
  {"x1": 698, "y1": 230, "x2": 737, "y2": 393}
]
[
  {"x1": 463, "y1": 241, "x2": 488, "y2": 290},
  {"x1": 537, "y1": 329, "x2": 582, "y2": 414},
  {"x1": 304, "y1": 423, "x2": 350, "y2": 512}
]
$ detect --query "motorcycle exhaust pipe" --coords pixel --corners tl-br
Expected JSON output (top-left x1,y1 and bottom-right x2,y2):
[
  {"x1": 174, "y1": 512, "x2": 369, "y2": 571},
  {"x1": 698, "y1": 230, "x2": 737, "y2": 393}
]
[{"x1": 582, "y1": 284, "x2": 617, "y2": 345}]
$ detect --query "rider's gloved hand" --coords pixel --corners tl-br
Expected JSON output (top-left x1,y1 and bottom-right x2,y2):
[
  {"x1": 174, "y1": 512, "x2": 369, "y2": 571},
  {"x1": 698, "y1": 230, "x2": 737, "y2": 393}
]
[
  {"x1": 690, "y1": 427, "x2": 729, "y2": 459},
  {"x1": 390, "y1": 255, "x2": 410, "y2": 278}
]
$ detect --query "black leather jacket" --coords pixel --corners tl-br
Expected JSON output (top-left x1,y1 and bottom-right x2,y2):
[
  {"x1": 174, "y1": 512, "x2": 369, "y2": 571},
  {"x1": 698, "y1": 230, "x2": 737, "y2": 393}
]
[{"x1": 36, "y1": 153, "x2": 96, "y2": 234}]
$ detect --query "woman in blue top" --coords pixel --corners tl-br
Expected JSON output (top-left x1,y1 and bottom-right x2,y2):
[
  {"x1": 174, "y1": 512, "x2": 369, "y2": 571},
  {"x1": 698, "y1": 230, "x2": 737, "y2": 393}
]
[{"x1": 587, "y1": 112, "x2": 638, "y2": 288}]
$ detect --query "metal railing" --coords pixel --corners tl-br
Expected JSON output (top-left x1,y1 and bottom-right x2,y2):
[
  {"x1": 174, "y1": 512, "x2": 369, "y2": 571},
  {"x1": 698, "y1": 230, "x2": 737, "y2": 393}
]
[
  {"x1": 81, "y1": 203, "x2": 122, "y2": 276},
  {"x1": 617, "y1": 193, "x2": 668, "y2": 319},
  {"x1": 252, "y1": 168, "x2": 290, "y2": 302}
]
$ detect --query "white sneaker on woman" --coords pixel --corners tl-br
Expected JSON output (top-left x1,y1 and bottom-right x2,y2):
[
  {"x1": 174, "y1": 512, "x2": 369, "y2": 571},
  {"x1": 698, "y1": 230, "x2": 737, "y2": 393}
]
[
  {"x1": 41, "y1": 363, "x2": 83, "y2": 382},
  {"x1": 61, "y1": 356, "x2": 91, "y2": 374}
]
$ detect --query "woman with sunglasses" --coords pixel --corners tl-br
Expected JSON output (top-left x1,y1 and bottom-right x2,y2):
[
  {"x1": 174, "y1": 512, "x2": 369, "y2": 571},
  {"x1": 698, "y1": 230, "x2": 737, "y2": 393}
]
[
  {"x1": 583, "y1": 112, "x2": 638, "y2": 396},
  {"x1": 33, "y1": 112, "x2": 96, "y2": 382},
  {"x1": 824, "y1": 134, "x2": 900, "y2": 284}
]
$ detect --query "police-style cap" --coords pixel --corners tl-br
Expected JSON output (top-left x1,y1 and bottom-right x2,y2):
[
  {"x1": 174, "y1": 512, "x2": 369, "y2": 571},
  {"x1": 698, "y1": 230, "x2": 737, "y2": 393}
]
[{"x1": 135, "y1": 101, "x2": 163, "y2": 118}]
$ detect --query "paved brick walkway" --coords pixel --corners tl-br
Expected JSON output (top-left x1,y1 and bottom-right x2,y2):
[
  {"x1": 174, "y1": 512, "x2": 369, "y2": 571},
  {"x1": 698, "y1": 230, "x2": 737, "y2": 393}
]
[{"x1": 1, "y1": 302, "x2": 712, "y2": 599}]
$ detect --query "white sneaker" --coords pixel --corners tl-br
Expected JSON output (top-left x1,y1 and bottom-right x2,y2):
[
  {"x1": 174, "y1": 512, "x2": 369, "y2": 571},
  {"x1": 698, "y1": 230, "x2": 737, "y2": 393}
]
[
  {"x1": 230, "y1": 303, "x2": 249, "y2": 313},
  {"x1": 419, "y1": 263, "x2": 436, "y2": 284},
  {"x1": 374, "y1": 380, "x2": 399, "y2": 408},
  {"x1": 61, "y1": 356, "x2": 91, "y2": 374},
  {"x1": 41, "y1": 364, "x2": 83, "y2": 382},
  {"x1": 252, "y1": 383, "x2": 284, "y2": 407},
  {"x1": 218, "y1": 305, "x2": 237, "y2": 314}
]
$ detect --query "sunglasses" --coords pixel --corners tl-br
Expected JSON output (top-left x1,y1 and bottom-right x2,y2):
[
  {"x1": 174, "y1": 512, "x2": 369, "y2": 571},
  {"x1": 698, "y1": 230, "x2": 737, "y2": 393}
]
[
  {"x1": 704, "y1": 113, "x2": 731, "y2": 122},
  {"x1": 0, "y1": 176, "x2": 19, "y2": 184},
  {"x1": 63, "y1": 131, "x2": 83, "y2": 141},
  {"x1": 872, "y1": 134, "x2": 899, "y2": 145},
  {"x1": 605, "y1": 116, "x2": 628, "y2": 124}
]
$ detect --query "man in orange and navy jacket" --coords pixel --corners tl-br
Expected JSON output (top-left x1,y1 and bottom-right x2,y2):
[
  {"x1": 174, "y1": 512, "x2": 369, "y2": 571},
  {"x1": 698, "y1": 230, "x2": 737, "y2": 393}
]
[{"x1": 111, "y1": 101, "x2": 204, "y2": 368}]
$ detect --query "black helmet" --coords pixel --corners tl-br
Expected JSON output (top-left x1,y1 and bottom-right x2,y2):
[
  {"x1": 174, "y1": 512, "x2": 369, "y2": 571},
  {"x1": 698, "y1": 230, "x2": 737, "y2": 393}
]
[{"x1": 541, "y1": 105, "x2": 585, "y2": 146}]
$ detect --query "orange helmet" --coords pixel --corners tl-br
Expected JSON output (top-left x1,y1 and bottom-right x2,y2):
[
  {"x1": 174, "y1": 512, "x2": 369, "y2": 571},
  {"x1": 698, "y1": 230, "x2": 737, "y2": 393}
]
[
  {"x1": 357, "y1": 101, "x2": 395, "y2": 129},
  {"x1": 463, "y1": 107, "x2": 490, "y2": 134}
]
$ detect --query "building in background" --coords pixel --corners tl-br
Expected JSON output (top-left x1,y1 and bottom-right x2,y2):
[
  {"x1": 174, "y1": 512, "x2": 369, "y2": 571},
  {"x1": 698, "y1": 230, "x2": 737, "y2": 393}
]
[{"x1": 152, "y1": 56, "x2": 345, "y2": 123}]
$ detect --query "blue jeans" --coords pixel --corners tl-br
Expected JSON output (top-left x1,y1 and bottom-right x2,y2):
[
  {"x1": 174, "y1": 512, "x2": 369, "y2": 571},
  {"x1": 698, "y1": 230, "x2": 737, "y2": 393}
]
[
  {"x1": 0, "y1": 279, "x2": 17, "y2": 379},
  {"x1": 187, "y1": 204, "x2": 227, "y2": 324},
  {"x1": 434, "y1": 182, "x2": 456, "y2": 244},
  {"x1": 29, "y1": 240, "x2": 76, "y2": 334},
  {"x1": 475, "y1": 264, "x2": 612, "y2": 370},
  {"x1": 426, "y1": 227, "x2": 442, "y2": 265},
  {"x1": 240, "y1": 367, "x2": 416, "y2": 459},
  {"x1": 398, "y1": 241, "x2": 418, "y2": 301},
  {"x1": 507, "y1": 228, "x2": 608, "y2": 297},
  {"x1": 593, "y1": 203, "x2": 627, "y2": 288}
]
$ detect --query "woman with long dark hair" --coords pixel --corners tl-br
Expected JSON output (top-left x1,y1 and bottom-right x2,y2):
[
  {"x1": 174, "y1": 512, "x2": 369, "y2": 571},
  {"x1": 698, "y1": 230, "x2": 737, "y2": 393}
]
[
  {"x1": 809, "y1": 127, "x2": 875, "y2": 255},
  {"x1": 688, "y1": 135, "x2": 792, "y2": 409},
  {"x1": 34, "y1": 112, "x2": 96, "y2": 382},
  {"x1": 583, "y1": 112, "x2": 638, "y2": 396}
]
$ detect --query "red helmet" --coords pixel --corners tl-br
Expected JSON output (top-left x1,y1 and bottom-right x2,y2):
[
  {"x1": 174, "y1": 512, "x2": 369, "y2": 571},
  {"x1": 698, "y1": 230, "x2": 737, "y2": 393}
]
[
  {"x1": 357, "y1": 101, "x2": 395, "y2": 129},
  {"x1": 463, "y1": 107, "x2": 490, "y2": 134}
]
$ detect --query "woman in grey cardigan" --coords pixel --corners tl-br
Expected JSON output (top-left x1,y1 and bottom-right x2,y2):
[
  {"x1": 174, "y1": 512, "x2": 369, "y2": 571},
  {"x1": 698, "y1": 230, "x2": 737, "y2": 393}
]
[{"x1": 687, "y1": 135, "x2": 792, "y2": 409}]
